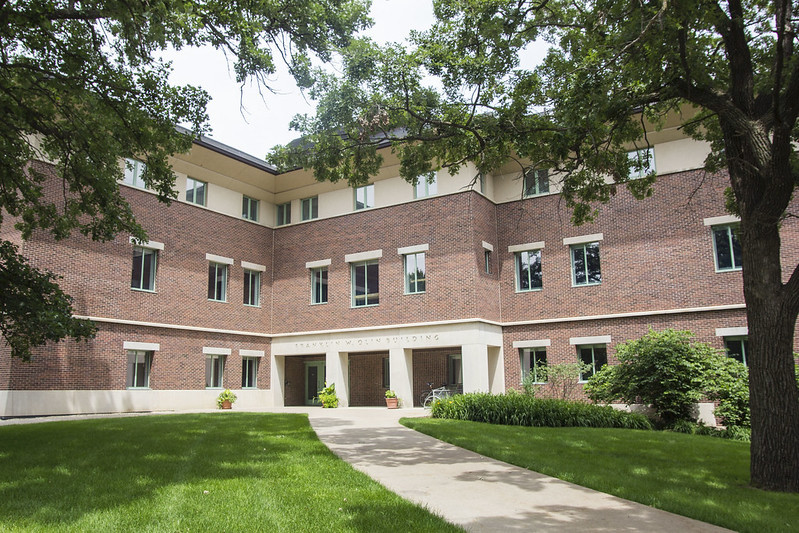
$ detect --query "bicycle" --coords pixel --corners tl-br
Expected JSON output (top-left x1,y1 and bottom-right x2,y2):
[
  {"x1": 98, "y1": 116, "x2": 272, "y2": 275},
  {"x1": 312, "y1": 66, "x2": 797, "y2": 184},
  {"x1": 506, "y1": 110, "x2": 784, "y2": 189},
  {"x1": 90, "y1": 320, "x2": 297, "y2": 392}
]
[{"x1": 420, "y1": 382, "x2": 452, "y2": 409}]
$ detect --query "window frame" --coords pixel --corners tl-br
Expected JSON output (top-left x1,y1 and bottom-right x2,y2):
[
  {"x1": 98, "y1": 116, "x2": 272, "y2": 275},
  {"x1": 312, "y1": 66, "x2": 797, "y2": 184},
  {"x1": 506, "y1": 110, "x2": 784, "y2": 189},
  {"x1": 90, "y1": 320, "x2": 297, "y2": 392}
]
[
  {"x1": 126, "y1": 350, "x2": 152, "y2": 389},
  {"x1": 123, "y1": 158, "x2": 147, "y2": 189},
  {"x1": 724, "y1": 336, "x2": 749, "y2": 366},
  {"x1": 571, "y1": 241, "x2": 602, "y2": 286},
  {"x1": 520, "y1": 348, "x2": 548, "y2": 384},
  {"x1": 515, "y1": 249, "x2": 543, "y2": 292},
  {"x1": 577, "y1": 344, "x2": 608, "y2": 382},
  {"x1": 243, "y1": 269, "x2": 261, "y2": 307},
  {"x1": 311, "y1": 266, "x2": 328, "y2": 305},
  {"x1": 242, "y1": 195, "x2": 259, "y2": 222},
  {"x1": 205, "y1": 354, "x2": 225, "y2": 389},
  {"x1": 627, "y1": 148, "x2": 656, "y2": 179},
  {"x1": 276, "y1": 202, "x2": 291, "y2": 226},
  {"x1": 351, "y1": 259, "x2": 379, "y2": 307},
  {"x1": 241, "y1": 356, "x2": 259, "y2": 388},
  {"x1": 448, "y1": 354, "x2": 463, "y2": 388},
  {"x1": 207, "y1": 262, "x2": 228, "y2": 302},
  {"x1": 404, "y1": 252, "x2": 426, "y2": 294},
  {"x1": 354, "y1": 184, "x2": 375, "y2": 210},
  {"x1": 131, "y1": 245, "x2": 158, "y2": 292},
  {"x1": 712, "y1": 224, "x2": 743, "y2": 272},
  {"x1": 413, "y1": 173, "x2": 438, "y2": 198},
  {"x1": 382, "y1": 357, "x2": 390, "y2": 389},
  {"x1": 523, "y1": 168, "x2": 550, "y2": 197},
  {"x1": 301, "y1": 196, "x2": 319, "y2": 221},
  {"x1": 185, "y1": 177, "x2": 207, "y2": 206}
]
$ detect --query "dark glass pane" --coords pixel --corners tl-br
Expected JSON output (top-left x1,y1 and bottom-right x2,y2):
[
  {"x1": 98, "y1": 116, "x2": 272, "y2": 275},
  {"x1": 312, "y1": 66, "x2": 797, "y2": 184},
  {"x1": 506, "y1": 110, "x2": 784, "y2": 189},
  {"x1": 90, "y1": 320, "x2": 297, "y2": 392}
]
[
  {"x1": 367, "y1": 262, "x2": 379, "y2": 304},
  {"x1": 579, "y1": 348, "x2": 594, "y2": 379},
  {"x1": 131, "y1": 248, "x2": 143, "y2": 289},
  {"x1": 142, "y1": 250, "x2": 155, "y2": 290},
  {"x1": 312, "y1": 197, "x2": 318, "y2": 218},
  {"x1": 714, "y1": 228, "x2": 732, "y2": 269},
  {"x1": 207, "y1": 264, "x2": 215, "y2": 299},
  {"x1": 537, "y1": 169, "x2": 549, "y2": 193},
  {"x1": 243, "y1": 271, "x2": 252, "y2": 304},
  {"x1": 307, "y1": 366, "x2": 318, "y2": 400},
  {"x1": 573, "y1": 247, "x2": 586, "y2": 284},
  {"x1": 530, "y1": 250, "x2": 542, "y2": 288},
  {"x1": 134, "y1": 360, "x2": 146, "y2": 387},
  {"x1": 354, "y1": 264, "x2": 366, "y2": 305},
  {"x1": 518, "y1": 254, "x2": 529, "y2": 290},
  {"x1": 725, "y1": 339, "x2": 745, "y2": 364},
  {"x1": 586, "y1": 242, "x2": 601, "y2": 283},
  {"x1": 594, "y1": 347, "x2": 607, "y2": 368},
  {"x1": 186, "y1": 187, "x2": 194, "y2": 203},
  {"x1": 195, "y1": 182, "x2": 205, "y2": 205},
  {"x1": 731, "y1": 228, "x2": 742, "y2": 268},
  {"x1": 320, "y1": 270, "x2": 328, "y2": 302},
  {"x1": 216, "y1": 266, "x2": 225, "y2": 301},
  {"x1": 523, "y1": 171, "x2": 535, "y2": 196}
]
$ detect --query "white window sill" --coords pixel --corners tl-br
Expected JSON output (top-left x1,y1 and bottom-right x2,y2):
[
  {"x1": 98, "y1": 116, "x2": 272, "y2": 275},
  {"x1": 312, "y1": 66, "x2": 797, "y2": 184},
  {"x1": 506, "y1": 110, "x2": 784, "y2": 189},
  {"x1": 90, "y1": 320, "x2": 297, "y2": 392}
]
[{"x1": 131, "y1": 288, "x2": 157, "y2": 294}]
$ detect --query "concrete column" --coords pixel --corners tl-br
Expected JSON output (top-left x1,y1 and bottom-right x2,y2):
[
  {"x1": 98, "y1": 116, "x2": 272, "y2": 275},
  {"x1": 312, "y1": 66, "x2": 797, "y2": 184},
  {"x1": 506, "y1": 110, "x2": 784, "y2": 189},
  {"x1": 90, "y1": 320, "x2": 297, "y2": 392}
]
[
  {"x1": 325, "y1": 350, "x2": 350, "y2": 407},
  {"x1": 389, "y1": 347, "x2": 414, "y2": 408},
  {"x1": 487, "y1": 346, "x2": 505, "y2": 394},
  {"x1": 271, "y1": 354, "x2": 285, "y2": 407},
  {"x1": 462, "y1": 344, "x2": 490, "y2": 393}
]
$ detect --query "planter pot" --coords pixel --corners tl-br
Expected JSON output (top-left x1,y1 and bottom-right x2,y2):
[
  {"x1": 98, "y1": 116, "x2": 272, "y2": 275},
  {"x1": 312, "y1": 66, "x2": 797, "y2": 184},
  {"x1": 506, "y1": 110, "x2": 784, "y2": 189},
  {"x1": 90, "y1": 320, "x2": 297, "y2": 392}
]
[
  {"x1": 221, "y1": 400, "x2": 232, "y2": 410},
  {"x1": 385, "y1": 397, "x2": 398, "y2": 409}
]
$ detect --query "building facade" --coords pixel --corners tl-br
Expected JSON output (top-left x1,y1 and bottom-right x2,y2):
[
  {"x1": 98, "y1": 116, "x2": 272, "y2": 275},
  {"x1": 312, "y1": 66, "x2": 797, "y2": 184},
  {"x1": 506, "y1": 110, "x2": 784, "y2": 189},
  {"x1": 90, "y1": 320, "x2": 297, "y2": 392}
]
[{"x1": 2, "y1": 119, "x2": 796, "y2": 418}]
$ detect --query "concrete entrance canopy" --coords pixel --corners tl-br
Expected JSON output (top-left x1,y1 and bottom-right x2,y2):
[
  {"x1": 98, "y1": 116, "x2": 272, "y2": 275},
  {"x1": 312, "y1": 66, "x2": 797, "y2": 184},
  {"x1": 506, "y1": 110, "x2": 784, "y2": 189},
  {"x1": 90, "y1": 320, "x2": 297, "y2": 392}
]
[{"x1": 271, "y1": 320, "x2": 505, "y2": 408}]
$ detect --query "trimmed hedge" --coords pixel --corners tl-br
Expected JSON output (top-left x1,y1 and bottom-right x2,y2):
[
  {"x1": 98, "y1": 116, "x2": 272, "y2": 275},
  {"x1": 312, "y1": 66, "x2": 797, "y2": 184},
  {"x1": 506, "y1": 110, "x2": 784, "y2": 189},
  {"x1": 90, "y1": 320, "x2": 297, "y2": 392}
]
[{"x1": 430, "y1": 393, "x2": 653, "y2": 430}]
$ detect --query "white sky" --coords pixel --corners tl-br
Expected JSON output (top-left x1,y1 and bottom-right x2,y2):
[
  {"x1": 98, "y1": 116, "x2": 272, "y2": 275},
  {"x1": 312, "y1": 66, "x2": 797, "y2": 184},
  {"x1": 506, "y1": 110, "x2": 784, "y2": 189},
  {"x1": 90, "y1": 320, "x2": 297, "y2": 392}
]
[{"x1": 166, "y1": 0, "x2": 548, "y2": 160}]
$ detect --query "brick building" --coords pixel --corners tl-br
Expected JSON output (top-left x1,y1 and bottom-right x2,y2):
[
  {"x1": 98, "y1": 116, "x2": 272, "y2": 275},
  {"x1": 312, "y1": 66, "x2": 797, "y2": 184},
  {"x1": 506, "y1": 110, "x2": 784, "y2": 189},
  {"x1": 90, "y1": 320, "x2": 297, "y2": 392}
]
[{"x1": 2, "y1": 116, "x2": 795, "y2": 418}]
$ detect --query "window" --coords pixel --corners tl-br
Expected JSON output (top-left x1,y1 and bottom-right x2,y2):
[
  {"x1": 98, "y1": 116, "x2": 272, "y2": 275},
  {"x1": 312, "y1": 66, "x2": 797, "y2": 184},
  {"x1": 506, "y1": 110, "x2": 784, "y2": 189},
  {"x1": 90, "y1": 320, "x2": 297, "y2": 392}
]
[
  {"x1": 243, "y1": 269, "x2": 260, "y2": 307},
  {"x1": 524, "y1": 168, "x2": 549, "y2": 197},
  {"x1": 404, "y1": 252, "x2": 426, "y2": 294},
  {"x1": 276, "y1": 202, "x2": 291, "y2": 226},
  {"x1": 242, "y1": 196, "x2": 259, "y2": 221},
  {"x1": 123, "y1": 158, "x2": 147, "y2": 188},
  {"x1": 242, "y1": 357, "x2": 258, "y2": 388},
  {"x1": 414, "y1": 173, "x2": 437, "y2": 198},
  {"x1": 354, "y1": 184, "x2": 374, "y2": 210},
  {"x1": 485, "y1": 250, "x2": 492, "y2": 274},
  {"x1": 127, "y1": 350, "x2": 152, "y2": 388},
  {"x1": 516, "y1": 250, "x2": 542, "y2": 291},
  {"x1": 520, "y1": 348, "x2": 547, "y2": 383},
  {"x1": 208, "y1": 262, "x2": 228, "y2": 302},
  {"x1": 186, "y1": 177, "x2": 207, "y2": 206},
  {"x1": 725, "y1": 337, "x2": 748, "y2": 366},
  {"x1": 301, "y1": 196, "x2": 318, "y2": 221},
  {"x1": 478, "y1": 173, "x2": 485, "y2": 193},
  {"x1": 571, "y1": 242, "x2": 601, "y2": 286},
  {"x1": 352, "y1": 260, "x2": 379, "y2": 306},
  {"x1": 311, "y1": 267, "x2": 328, "y2": 304},
  {"x1": 205, "y1": 354, "x2": 225, "y2": 388},
  {"x1": 578, "y1": 345, "x2": 608, "y2": 381},
  {"x1": 448, "y1": 354, "x2": 463, "y2": 389},
  {"x1": 131, "y1": 246, "x2": 157, "y2": 291},
  {"x1": 713, "y1": 224, "x2": 742, "y2": 271},
  {"x1": 628, "y1": 148, "x2": 655, "y2": 179},
  {"x1": 382, "y1": 357, "x2": 390, "y2": 388}
]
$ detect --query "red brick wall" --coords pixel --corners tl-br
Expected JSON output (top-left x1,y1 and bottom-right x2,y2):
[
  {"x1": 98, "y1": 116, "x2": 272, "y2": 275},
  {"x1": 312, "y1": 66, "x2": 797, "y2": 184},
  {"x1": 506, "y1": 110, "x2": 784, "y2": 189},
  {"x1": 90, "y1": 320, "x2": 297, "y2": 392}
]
[
  {"x1": 412, "y1": 347, "x2": 461, "y2": 406},
  {"x1": 349, "y1": 352, "x2": 388, "y2": 406},
  {"x1": 470, "y1": 193, "x2": 502, "y2": 321}
]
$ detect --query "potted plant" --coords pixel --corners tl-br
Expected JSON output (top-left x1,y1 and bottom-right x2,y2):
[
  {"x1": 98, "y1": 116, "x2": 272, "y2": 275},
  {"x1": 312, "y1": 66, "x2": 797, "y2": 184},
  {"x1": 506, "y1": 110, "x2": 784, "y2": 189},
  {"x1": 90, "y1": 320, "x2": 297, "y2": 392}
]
[
  {"x1": 316, "y1": 383, "x2": 339, "y2": 408},
  {"x1": 216, "y1": 389, "x2": 237, "y2": 409},
  {"x1": 385, "y1": 389, "x2": 399, "y2": 409}
]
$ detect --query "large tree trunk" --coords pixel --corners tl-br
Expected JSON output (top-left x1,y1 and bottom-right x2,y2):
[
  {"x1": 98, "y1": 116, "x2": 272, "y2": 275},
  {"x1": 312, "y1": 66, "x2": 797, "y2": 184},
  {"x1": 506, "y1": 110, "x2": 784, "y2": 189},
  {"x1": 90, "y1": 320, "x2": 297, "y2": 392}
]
[{"x1": 742, "y1": 219, "x2": 799, "y2": 492}]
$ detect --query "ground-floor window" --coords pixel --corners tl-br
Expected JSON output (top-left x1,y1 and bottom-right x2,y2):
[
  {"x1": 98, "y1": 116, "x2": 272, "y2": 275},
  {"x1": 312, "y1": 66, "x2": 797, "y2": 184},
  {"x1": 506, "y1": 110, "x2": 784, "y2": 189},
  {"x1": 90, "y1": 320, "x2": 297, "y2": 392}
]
[
  {"x1": 127, "y1": 350, "x2": 152, "y2": 388},
  {"x1": 724, "y1": 336, "x2": 748, "y2": 366},
  {"x1": 206, "y1": 355, "x2": 225, "y2": 388},
  {"x1": 448, "y1": 354, "x2": 463, "y2": 389},
  {"x1": 520, "y1": 348, "x2": 547, "y2": 383},
  {"x1": 578, "y1": 344, "x2": 607, "y2": 382},
  {"x1": 382, "y1": 357, "x2": 390, "y2": 388},
  {"x1": 242, "y1": 357, "x2": 258, "y2": 388}
]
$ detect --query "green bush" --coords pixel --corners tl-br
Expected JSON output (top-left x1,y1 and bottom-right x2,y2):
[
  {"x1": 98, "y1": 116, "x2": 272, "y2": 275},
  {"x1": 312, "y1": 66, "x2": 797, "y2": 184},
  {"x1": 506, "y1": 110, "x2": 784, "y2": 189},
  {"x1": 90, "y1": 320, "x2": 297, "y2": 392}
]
[
  {"x1": 705, "y1": 356, "x2": 750, "y2": 427},
  {"x1": 666, "y1": 420, "x2": 751, "y2": 442},
  {"x1": 316, "y1": 382, "x2": 339, "y2": 408},
  {"x1": 430, "y1": 393, "x2": 652, "y2": 430}
]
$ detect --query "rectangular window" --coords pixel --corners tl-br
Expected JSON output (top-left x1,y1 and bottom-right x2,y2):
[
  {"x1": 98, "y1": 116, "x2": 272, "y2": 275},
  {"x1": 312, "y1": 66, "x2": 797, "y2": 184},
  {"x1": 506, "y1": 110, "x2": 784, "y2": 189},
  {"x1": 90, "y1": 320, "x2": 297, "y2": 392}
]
[
  {"x1": 571, "y1": 242, "x2": 601, "y2": 286},
  {"x1": 301, "y1": 196, "x2": 319, "y2": 221},
  {"x1": 208, "y1": 262, "x2": 228, "y2": 302},
  {"x1": 382, "y1": 357, "x2": 390, "y2": 388},
  {"x1": 578, "y1": 345, "x2": 608, "y2": 381},
  {"x1": 276, "y1": 202, "x2": 291, "y2": 226},
  {"x1": 186, "y1": 177, "x2": 207, "y2": 206},
  {"x1": 131, "y1": 246, "x2": 157, "y2": 291},
  {"x1": 243, "y1": 269, "x2": 260, "y2": 307},
  {"x1": 516, "y1": 250, "x2": 542, "y2": 291},
  {"x1": 404, "y1": 252, "x2": 426, "y2": 294},
  {"x1": 628, "y1": 148, "x2": 655, "y2": 179},
  {"x1": 448, "y1": 354, "x2": 463, "y2": 388},
  {"x1": 242, "y1": 357, "x2": 258, "y2": 388},
  {"x1": 520, "y1": 348, "x2": 547, "y2": 383},
  {"x1": 205, "y1": 355, "x2": 225, "y2": 388},
  {"x1": 524, "y1": 168, "x2": 550, "y2": 197},
  {"x1": 713, "y1": 224, "x2": 742, "y2": 271},
  {"x1": 724, "y1": 337, "x2": 748, "y2": 366},
  {"x1": 311, "y1": 267, "x2": 328, "y2": 304},
  {"x1": 242, "y1": 196, "x2": 259, "y2": 221},
  {"x1": 485, "y1": 250, "x2": 492, "y2": 274},
  {"x1": 478, "y1": 173, "x2": 485, "y2": 193},
  {"x1": 127, "y1": 350, "x2": 152, "y2": 388},
  {"x1": 352, "y1": 259, "x2": 379, "y2": 307},
  {"x1": 354, "y1": 184, "x2": 375, "y2": 210},
  {"x1": 414, "y1": 173, "x2": 438, "y2": 198},
  {"x1": 123, "y1": 158, "x2": 147, "y2": 188}
]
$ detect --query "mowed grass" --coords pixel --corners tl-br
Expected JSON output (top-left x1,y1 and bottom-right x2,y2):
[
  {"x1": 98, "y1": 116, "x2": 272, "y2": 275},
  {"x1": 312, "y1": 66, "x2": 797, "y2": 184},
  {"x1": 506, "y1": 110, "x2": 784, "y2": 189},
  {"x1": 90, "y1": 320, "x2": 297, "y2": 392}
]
[
  {"x1": 402, "y1": 417, "x2": 799, "y2": 533},
  {"x1": 0, "y1": 413, "x2": 461, "y2": 532}
]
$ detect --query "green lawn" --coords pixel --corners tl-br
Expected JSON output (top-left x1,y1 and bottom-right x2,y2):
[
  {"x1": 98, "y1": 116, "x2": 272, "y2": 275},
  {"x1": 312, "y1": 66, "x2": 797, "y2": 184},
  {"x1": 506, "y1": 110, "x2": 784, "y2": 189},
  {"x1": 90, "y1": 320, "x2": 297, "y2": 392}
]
[
  {"x1": 0, "y1": 413, "x2": 460, "y2": 532},
  {"x1": 402, "y1": 417, "x2": 799, "y2": 533}
]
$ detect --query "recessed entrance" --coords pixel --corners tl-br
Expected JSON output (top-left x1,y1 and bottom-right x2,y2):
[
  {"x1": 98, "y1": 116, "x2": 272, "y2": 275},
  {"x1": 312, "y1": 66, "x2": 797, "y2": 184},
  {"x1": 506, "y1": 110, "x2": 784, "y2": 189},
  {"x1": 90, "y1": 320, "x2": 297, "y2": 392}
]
[{"x1": 304, "y1": 361, "x2": 326, "y2": 406}]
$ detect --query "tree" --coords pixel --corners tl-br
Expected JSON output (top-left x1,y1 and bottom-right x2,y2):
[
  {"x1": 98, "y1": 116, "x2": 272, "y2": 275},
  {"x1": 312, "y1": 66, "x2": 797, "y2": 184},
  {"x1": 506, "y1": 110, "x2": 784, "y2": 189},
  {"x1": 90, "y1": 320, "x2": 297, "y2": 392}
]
[
  {"x1": 0, "y1": 0, "x2": 371, "y2": 360},
  {"x1": 271, "y1": 0, "x2": 799, "y2": 491}
]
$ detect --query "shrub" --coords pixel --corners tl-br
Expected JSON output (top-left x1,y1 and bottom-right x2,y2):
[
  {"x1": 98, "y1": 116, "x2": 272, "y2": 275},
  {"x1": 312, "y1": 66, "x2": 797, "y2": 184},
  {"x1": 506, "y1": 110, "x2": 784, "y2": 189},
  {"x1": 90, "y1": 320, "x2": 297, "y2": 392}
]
[
  {"x1": 705, "y1": 356, "x2": 750, "y2": 427},
  {"x1": 430, "y1": 393, "x2": 652, "y2": 430},
  {"x1": 316, "y1": 383, "x2": 339, "y2": 408},
  {"x1": 666, "y1": 420, "x2": 751, "y2": 441},
  {"x1": 216, "y1": 389, "x2": 237, "y2": 408}
]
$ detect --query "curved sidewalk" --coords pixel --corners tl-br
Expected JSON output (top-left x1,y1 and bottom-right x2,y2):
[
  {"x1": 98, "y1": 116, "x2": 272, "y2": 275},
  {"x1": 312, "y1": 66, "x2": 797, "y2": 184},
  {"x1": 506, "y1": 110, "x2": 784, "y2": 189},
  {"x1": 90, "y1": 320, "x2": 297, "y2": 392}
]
[{"x1": 306, "y1": 407, "x2": 732, "y2": 533}]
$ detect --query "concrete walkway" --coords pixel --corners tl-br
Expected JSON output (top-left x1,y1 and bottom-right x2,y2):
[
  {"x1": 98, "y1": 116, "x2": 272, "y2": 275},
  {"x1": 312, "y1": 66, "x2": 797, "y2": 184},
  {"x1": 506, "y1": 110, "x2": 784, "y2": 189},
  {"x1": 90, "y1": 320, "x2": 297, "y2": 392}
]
[{"x1": 305, "y1": 407, "x2": 732, "y2": 533}]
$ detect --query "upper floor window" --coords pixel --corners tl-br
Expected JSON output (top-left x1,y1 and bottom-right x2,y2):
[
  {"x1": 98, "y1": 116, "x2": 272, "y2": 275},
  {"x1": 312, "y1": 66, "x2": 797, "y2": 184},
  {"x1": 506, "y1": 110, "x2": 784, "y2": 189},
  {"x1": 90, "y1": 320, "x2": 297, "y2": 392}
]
[
  {"x1": 414, "y1": 173, "x2": 437, "y2": 198},
  {"x1": 578, "y1": 344, "x2": 607, "y2": 382},
  {"x1": 311, "y1": 267, "x2": 328, "y2": 304},
  {"x1": 127, "y1": 350, "x2": 152, "y2": 388},
  {"x1": 354, "y1": 184, "x2": 374, "y2": 210},
  {"x1": 186, "y1": 177, "x2": 207, "y2": 206},
  {"x1": 713, "y1": 224, "x2": 742, "y2": 272},
  {"x1": 571, "y1": 242, "x2": 601, "y2": 286},
  {"x1": 485, "y1": 250, "x2": 492, "y2": 274},
  {"x1": 404, "y1": 252, "x2": 426, "y2": 294},
  {"x1": 243, "y1": 269, "x2": 260, "y2": 307},
  {"x1": 524, "y1": 168, "x2": 549, "y2": 197},
  {"x1": 352, "y1": 259, "x2": 379, "y2": 307},
  {"x1": 207, "y1": 262, "x2": 228, "y2": 302},
  {"x1": 242, "y1": 357, "x2": 258, "y2": 388},
  {"x1": 516, "y1": 250, "x2": 542, "y2": 291},
  {"x1": 725, "y1": 336, "x2": 748, "y2": 366},
  {"x1": 276, "y1": 202, "x2": 291, "y2": 226},
  {"x1": 123, "y1": 158, "x2": 147, "y2": 189},
  {"x1": 520, "y1": 348, "x2": 547, "y2": 384},
  {"x1": 628, "y1": 148, "x2": 655, "y2": 179},
  {"x1": 301, "y1": 196, "x2": 319, "y2": 221},
  {"x1": 131, "y1": 245, "x2": 158, "y2": 292},
  {"x1": 242, "y1": 196, "x2": 259, "y2": 222}
]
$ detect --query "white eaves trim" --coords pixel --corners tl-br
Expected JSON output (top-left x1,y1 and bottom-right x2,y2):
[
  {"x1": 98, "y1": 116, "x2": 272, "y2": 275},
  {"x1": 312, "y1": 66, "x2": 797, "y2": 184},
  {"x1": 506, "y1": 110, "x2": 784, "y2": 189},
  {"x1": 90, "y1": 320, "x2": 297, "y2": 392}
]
[
  {"x1": 512, "y1": 339, "x2": 551, "y2": 349},
  {"x1": 306, "y1": 259, "x2": 332, "y2": 269},
  {"x1": 703, "y1": 215, "x2": 741, "y2": 226},
  {"x1": 345, "y1": 249, "x2": 383, "y2": 263},
  {"x1": 716, "y1": 326, "x2": 748, "y2": 337},
  {"x1": 123, "y1": 341, "x2": 160, "y2": 351},
  {"x1": 508, "y1": 241, "x2": 545, "y2": 253},
  {"x1": 482, "y1": 241, "x2": 494, "y2": 252},
  {"x1": 239, "y1": 349, "x2": 265, "y2": 357},
  {"x1": 563, "y1": 233, "x2": 604, "y2": 246},
  {"x1": 569, "y1": 335, "x2": 611, "y2": 345},
  {"x1": 241, "y1": 261, "x2": 266, "y2": 272},
  {"x1": 205, "y1": 253, "x2": 234, "y2": 265},
  {"x1": 129, "y1": 236, "x2": 164, "y2": 250},
  {"x1": 397, "y1": 244, "x2": 429, "y2": 255},
  {"x1": 203, "y1": 347, "x2": 232, "y2": 356}
]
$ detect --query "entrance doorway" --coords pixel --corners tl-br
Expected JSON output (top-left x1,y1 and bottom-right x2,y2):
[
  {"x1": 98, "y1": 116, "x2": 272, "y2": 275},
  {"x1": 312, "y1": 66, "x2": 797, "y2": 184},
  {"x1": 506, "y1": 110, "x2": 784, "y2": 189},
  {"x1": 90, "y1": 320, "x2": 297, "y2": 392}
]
[{"x1": 304, "y1": 361, "x2": 326, "y2": 406}]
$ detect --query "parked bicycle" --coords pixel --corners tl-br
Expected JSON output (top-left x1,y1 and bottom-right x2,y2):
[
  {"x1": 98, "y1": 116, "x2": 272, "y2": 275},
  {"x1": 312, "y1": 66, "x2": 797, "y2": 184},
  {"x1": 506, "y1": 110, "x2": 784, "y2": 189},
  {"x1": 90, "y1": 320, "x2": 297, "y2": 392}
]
[{"x1": 419, "y1": 382, "x2": 452, "y2": 409}]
